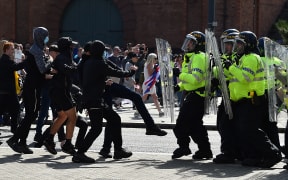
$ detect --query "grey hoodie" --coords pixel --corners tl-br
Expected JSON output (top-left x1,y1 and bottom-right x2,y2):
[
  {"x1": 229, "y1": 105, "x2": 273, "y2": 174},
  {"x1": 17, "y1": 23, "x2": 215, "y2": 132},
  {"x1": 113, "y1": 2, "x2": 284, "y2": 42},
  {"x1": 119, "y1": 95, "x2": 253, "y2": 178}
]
[{"x1": 29, "y1": 27, "x2": 50, "y2": 74}]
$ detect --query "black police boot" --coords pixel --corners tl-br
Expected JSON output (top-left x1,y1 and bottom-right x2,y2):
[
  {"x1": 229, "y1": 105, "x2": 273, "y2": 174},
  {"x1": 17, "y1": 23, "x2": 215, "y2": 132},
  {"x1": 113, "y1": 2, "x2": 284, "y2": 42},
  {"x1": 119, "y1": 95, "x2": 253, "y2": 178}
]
[
  {"x1": 192, "y1": 150, "x2": 213, "y2": 160},
  {"x1": 213, "y1": 153, "x2": 235, "y2": 164},
  {"x1": 172, "y1": 147, "x2": 192, "y2": 159},
  {"x1": 256, "y1": 152, "x2": 282, "y2": 168}
]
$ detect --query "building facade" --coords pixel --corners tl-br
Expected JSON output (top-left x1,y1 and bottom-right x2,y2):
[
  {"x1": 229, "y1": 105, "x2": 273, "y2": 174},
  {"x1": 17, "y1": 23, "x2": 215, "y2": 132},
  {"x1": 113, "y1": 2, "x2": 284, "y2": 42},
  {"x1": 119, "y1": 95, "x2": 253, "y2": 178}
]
[{"x1": 0, "y1": 0, "x2": 286, "y2": 48}]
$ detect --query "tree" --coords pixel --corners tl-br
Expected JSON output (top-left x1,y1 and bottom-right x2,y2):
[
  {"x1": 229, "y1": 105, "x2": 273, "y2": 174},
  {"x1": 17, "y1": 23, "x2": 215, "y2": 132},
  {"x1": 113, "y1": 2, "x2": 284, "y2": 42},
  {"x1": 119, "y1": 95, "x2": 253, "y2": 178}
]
[{"x1": 275, "y1": 19, "x2": 288, "y2": 44}]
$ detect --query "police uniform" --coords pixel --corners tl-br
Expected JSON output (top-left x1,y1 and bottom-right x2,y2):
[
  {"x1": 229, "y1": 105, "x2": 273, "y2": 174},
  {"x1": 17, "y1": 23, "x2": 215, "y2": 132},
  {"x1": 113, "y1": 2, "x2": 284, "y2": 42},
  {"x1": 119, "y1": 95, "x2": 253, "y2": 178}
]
[
  {"x1": 225, "y1": 31, "x2": 281, "y2": 168},
  {"x1": 173, "y1": 31, "x2": 212, "y2": 160}
]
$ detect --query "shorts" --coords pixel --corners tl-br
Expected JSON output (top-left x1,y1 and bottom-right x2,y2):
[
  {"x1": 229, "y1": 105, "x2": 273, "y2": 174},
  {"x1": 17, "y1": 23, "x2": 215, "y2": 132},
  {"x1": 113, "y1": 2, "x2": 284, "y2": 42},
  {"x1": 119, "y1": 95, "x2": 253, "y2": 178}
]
[{"x1": 50, "y1": 88, "x2": 75, "y2": 112}]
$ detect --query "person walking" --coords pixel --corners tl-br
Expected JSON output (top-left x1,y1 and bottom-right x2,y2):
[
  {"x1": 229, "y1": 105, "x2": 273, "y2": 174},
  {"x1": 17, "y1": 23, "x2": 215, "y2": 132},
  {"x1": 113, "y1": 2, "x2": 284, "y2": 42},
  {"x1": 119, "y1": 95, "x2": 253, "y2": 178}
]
[
  {"x1": 7, "y1": 27, "x2": 52, "y2": 154},
  {"x1": 72, "y1": 40, "x2": 137, "y2": 163}
]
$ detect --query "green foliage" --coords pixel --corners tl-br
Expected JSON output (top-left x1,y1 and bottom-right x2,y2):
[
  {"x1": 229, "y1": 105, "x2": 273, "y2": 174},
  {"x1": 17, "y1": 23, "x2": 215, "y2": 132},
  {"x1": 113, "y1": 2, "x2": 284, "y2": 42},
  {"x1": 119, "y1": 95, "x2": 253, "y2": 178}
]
[{"x1": 275, "y1": 19, "x2": 288, "y2": 44}]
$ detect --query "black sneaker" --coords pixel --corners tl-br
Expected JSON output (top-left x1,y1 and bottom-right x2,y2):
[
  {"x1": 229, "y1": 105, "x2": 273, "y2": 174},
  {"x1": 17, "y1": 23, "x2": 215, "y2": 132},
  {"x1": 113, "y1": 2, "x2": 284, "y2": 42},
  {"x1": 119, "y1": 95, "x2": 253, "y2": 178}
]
[
  {"x1": 172, "y1": 147, "x2": 192, "y2": 159},
  {"x1": 72, "y1": 152, "x2": 95, "y2": 163},
  {"x1": 19, "y1": 144, "x2": 33, "y2": 154},
  {"x1": 99, "y1": 148, "x2": 112, "y2": 158},
  {"x1": 146, "y1": 126, "x2": 167, "y2": 136},
  {"x1": 113, "y1": 148, "x2": 133, "y2": 159},
  {"x1": 0, "y1": 141, "x2": 2, "y2": 145},
  {"x1": 34, "y1": 133, "x2": 43, "y2": 142},
  {"x1": 213, "y1": 153, "x2": 235, "y2": 164},
  {"x1": 43, "y1": 139, "x2": 57, "y2": 155},
  {"x1": 6, "y1": 138, "x2": 22, "y2": 153},
  {"x1": 61, "y1": 142, "x2": 76, "y2": 155},
  {"x1": 192, "y1": 150, "x2": 213, "y2": 160}
]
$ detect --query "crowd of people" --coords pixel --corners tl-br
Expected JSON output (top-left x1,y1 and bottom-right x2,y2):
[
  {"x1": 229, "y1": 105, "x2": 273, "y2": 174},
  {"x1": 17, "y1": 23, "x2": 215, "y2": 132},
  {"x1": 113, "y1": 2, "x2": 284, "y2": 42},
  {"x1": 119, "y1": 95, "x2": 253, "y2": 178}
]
[{"x1": 0, "y1": 26, "x2": 288, "y2": 170}]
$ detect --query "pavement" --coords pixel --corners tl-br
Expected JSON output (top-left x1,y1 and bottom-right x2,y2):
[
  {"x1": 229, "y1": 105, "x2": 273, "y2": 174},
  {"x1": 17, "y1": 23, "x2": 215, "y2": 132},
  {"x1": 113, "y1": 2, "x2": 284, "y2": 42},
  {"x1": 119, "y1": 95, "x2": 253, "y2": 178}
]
[{"x1": 0, "y1": 99, "x2": 288, "y2": 179}]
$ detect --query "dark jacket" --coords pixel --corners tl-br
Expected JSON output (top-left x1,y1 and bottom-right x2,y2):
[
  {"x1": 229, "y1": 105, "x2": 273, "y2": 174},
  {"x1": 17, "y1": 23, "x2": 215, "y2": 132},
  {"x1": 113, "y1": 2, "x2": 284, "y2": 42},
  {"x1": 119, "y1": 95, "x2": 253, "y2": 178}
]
[
  {"x1": 51, "y1": 51, "x2": 76, "y2": 92},
  {"x1": 81, "y1": 57, "x2": 135, "y2": 108},
  {"x1": 23, "y1": 52, "x2": 46, "y2": 90},
  {"x1": 0, "y1": 54, "x2": 26, "y2": 94}
]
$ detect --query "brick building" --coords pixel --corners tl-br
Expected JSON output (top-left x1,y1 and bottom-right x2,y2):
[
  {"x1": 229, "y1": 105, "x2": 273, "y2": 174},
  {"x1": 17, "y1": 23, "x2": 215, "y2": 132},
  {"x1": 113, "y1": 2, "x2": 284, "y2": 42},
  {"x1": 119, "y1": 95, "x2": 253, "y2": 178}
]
[{"x1": 0, "y1": 0, "x2": 286, "y2": 49}]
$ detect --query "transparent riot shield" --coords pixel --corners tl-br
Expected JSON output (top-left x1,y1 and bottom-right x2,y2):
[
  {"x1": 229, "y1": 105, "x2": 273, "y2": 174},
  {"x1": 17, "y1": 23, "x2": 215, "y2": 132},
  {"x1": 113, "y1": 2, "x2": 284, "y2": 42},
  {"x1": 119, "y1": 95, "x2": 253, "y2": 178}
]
[
  {"x1": 265, "y1": 39, "x2": 288, "y2": 122},
  {"x1": 205, "y1": 29, "x2": 233, "y2": 119},
  {"x1": 204, "y1": 30, "x2": 215, "y2": 115},
  {"x1": 155, "y1": 38, "x2": 175, "y2": 122}
]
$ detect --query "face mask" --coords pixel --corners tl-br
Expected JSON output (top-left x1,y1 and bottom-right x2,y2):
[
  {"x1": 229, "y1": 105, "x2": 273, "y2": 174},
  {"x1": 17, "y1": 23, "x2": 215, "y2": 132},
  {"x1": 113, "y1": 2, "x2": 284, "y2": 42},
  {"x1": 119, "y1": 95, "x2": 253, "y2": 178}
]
[
  {"x1": 44, "y1": 36, "x2": 49, "y2": 44},
  {"x1": 102, "y1": 51, "x2": 108, "y2": 59}
]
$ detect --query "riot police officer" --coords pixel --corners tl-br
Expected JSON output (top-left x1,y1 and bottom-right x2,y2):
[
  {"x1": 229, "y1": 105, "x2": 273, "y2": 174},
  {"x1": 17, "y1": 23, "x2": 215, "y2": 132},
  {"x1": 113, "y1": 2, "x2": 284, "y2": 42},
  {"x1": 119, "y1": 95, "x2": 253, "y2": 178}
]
[
  {"x1": 257, "y1": 37, "x2": 281, "y2": 150},
  {"x1": 213, "y1": 30, "x2": 242, "y2": 164},
  {"x1": 172, "y1": 31, "x2": 213, "y2": 160},
  {"x1": 223, "y1": 31, "x2": 281, "y2": 168}
]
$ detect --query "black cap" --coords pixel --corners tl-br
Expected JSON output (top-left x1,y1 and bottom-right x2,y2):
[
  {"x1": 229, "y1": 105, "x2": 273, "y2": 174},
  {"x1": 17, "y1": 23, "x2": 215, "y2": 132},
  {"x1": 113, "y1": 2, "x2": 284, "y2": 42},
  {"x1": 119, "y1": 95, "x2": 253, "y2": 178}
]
[
  {"x1": 90, "y1": 40, "x2": 105, "y2": 57},
  {"x1": 57, "y1": 37, "x2": 78, "y2": 51},
  {"x1": 83, "y1": 41, "x2": 92, "y2": 52},
  {"x1": 49, "y1": 44, "x2": 59, "y2": 52}
]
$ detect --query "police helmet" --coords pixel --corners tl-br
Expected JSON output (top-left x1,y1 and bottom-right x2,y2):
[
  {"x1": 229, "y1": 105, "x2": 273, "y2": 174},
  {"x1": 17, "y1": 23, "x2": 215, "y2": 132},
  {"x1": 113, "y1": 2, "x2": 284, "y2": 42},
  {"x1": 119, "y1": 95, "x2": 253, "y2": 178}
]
[
  {"x1": 223, "y1": 32, "x2": 239, "y2": 43},
  {"x1": 220, "y1": 29, "x2": 239, "y2": 40},
  {"x1": 181, "y1": 33, "x2": 197, "y2": 52},
  {"x1": 190, "y1": 31, "x2": 206, "y2": 52},
  {"x1": 236, "y1": 31, "x2": 258, "y2": 53},
  {"x1": 258, "y1": 37, "x2": 270, "y2": 57},
  {"x1": 220, "y1": 29, "x2": 239, "y2": 53}
]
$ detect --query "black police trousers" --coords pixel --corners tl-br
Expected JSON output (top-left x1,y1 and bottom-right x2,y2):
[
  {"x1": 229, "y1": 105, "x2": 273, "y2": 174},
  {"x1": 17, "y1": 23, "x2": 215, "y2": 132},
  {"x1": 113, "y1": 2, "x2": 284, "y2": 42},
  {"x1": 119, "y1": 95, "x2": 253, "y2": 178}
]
[
  {"x1": 233, "y1": 98, "x2": 280, "y2": 159},
  {"x1": 173, "y1": 92, "x2": 211, "y2": 151},
  {"x1": 216, "y1": 100, "x2": 241, "y2": 158}
]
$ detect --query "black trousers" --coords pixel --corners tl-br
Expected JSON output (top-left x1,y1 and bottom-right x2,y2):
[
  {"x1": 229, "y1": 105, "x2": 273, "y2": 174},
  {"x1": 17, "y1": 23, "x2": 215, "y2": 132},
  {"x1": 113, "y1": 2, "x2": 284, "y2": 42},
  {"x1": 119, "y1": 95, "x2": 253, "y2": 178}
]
[
  {"x1": 13, "y1": 83, "x2": 41, "y2": 144},
  {"x1": 0, "y1": 93, "x2": 20, "y2": 133},
  {"x1": 101, "y1": 83, "x2": 156, "y2": 151},
  {"x1": 259, "y1": 96, "x2": 280, "y2": 149},
  {"x1": 77, "y1": 105, "x2": 122, "y2": 153},
  {"x1": 173, "y1": 92, "x2": 211, "y2": 151},
  {"x1": 233, "y1": 98, "x2": 280, "y2": 159},
  {"x1": 216, "y1": 100, "x2": 240, "y2": 157}
]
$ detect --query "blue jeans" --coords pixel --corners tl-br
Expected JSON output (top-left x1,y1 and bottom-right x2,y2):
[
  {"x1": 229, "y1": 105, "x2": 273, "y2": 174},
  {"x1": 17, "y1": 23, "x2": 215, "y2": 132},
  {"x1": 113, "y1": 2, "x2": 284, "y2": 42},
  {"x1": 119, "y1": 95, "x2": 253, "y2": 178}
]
[{"x1": 36, "y1": 86, "x2": 51, "y2": 134}]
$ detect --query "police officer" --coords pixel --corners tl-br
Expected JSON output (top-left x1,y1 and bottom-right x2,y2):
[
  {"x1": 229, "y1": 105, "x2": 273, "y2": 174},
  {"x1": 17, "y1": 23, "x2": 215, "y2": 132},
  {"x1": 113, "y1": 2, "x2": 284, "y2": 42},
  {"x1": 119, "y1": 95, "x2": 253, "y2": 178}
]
[
  {"x1": 172, "y1": 31, "x2": 213, "y2": 160},
  {"x1": 213, "y1": 30, "x2": 242, "y2": 164},
  {"x1": 223, "y1": 31, "x2": 281, "y2": 168},
  {"x1": 257, "y1": 37, "x2": 281, "y2": 150}
]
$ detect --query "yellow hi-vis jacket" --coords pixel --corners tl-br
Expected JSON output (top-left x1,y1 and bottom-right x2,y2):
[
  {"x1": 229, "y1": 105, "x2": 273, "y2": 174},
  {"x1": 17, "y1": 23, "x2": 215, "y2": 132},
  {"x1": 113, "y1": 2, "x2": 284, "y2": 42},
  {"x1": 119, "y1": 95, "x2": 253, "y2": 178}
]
[
  {"x1": 178, "y1": 52, "x2": 207, "y2": 97},
  {"x1": 228, "y1": 53, "x2": 265, "y2": 102}
]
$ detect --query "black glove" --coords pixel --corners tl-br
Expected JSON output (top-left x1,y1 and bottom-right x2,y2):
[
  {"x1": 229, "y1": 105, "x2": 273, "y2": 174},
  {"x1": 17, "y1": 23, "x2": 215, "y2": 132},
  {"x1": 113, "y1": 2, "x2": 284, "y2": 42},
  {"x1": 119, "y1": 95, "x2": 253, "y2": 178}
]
[
  {"x1": 222, "y1": 60, "x2": 232, "y2": 69},
  {"x1": 174, "y1": 85, "x2": 180, "y2": 92},
  {"x1": 211, "y1": 78, "x2": 220, "y2": 87},
  {"x1": 173, "y1": 67, "x2": 181, "y2": 77}
]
